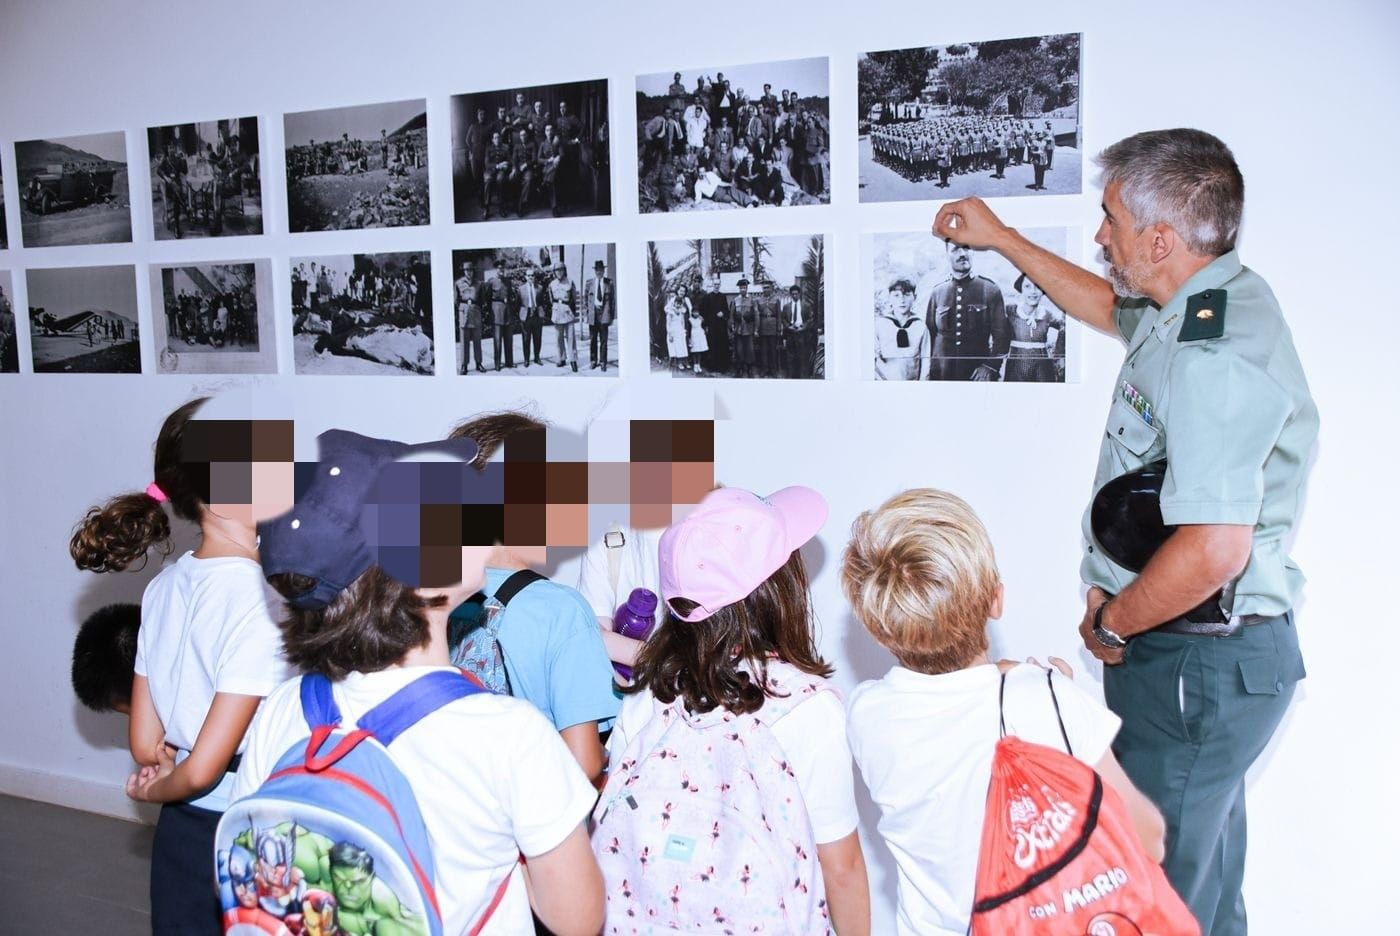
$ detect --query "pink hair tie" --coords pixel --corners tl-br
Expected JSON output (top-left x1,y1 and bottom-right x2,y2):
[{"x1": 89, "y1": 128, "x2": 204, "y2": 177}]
[{"x1": 145, "y1": 482, "x2": 169, "y2": 503}]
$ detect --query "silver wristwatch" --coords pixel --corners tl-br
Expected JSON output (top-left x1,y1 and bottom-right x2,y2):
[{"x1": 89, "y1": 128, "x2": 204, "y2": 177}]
[{"x1": 1092, "y1": 600, "x2": 1128, "y2": 649}]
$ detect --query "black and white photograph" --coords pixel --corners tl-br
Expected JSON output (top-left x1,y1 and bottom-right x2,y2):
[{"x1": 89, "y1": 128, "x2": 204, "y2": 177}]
[
  {"x1": 859, "y1": 33, "x2": 1082, "y2": 202},
  {"x1": 451, "y1": 80, "x2": 610, "y2": 222},
  {"x1": 150, "y1": 261, "x2": 276, "y2": 375},
  {"x1": 15, "y1": 132, "x2": 132, "y2": 247},
  {"x1": 284, "y1": 99, "x2": 429, "y2": 232},
  {"x1": 636, "y1": 58, "x2": 830, "y2": 214},
  {"x1": 291, "y1": 252, "x2": 433, "y2": 376},
  {"x1": 26, "y1": 265, "x2": 140, "y2": 373},
  {"x1": 0, "y1": 272, "x2": 17, "y2": 373},
  {"x1": 452, "y1": 243, "x2": 616, "y2": 377},
  {"x1": 869, "y1": 228, "x2": 1070, "y2": 382},
  {"x1": 647, "y1": 234, "x2": 825, "y2": 379},
  {"x1": 147, "y1": 117, "x2": 262, "y2": 240}
]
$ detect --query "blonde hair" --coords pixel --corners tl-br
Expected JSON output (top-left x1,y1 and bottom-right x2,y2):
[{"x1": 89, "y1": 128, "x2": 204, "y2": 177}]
[{"x1": 841, "y1": 488, "x2": 1000, "y2": 674}]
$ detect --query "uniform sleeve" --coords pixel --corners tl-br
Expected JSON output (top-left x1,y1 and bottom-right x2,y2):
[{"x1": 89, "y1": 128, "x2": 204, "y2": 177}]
[
  {"x1": 499, "y1": 707, "x2": 599, "y2": 858},
  {"x1": 546, "y1": 595, "x2": 622, "y2": 731},
  {"x1": 214, "y1": 568, "x2": 292, "y2": 697},
  {"x1": 1160, "y1": 345, "x2": 1291, "y2": 526},
  {"x1": 772, "y1": 691, "x2": 860, "y2": 844}
]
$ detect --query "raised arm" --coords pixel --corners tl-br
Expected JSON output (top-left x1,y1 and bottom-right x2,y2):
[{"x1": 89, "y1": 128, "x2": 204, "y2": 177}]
[{"x1": 934, "y1": 198, "x2": 1118, "y2": 334}]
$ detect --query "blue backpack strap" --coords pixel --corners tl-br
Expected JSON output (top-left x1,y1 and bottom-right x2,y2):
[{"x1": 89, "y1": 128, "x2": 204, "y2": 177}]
[
  {"x1": 357, "y1": 670, "x2": 486, "y2": 746},
  {"x1": 299, "y1": 672, "x2": 342, "y2": 729}
]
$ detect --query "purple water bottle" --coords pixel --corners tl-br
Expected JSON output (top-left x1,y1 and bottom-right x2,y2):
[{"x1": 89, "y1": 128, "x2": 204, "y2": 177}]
[{"x1": 612, "y1": 588, "x2": 658, "y2": 681}]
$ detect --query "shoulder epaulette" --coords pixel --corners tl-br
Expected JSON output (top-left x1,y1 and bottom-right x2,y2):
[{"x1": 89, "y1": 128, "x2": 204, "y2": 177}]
[{"x1": 1178, "y1": 288, "x2": 1227, "y2": 342}]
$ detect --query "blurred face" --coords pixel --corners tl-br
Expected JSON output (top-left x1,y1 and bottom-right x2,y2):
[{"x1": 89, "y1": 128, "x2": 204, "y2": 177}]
[
  {"x1": 515, "y1": 93, "x2": 525, "y2": 105},
  {"x1": 1095, "y1": 181, "x2": 1154, "y2": 298}
]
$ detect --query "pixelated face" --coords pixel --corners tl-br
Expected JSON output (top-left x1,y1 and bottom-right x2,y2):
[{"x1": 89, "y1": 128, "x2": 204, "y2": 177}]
[
  {"x1": 183, "y1": 420, "x2": 296, "y2": 525},
  {"x1": 330, "y1": 864, "x2": 372, "y2": 912}
]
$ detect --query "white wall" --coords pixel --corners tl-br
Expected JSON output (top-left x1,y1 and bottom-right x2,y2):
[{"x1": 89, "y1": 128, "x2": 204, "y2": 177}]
[{"x1": 1, "y1": 0, "x2": 1396, "y2": 930}]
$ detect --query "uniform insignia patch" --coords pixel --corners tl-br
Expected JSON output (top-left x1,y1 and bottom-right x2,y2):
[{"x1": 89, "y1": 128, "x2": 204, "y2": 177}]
[{"x1": 1179, "y1": 289, "x2": 1227, "y2": 341}]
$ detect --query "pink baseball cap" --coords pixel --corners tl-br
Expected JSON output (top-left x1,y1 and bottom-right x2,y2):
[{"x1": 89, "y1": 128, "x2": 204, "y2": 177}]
[{"x1": 659, "y1": 486, "x2": 828, "y2": 622}]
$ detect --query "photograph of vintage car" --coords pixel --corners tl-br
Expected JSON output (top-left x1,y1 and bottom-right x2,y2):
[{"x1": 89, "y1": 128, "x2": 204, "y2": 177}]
[
  {"x1": 147, "y1": 117, "x2": 262, "y2": 240},
  {"x1": 15, "y1": 132, "x2": 132, "y2": 247}
]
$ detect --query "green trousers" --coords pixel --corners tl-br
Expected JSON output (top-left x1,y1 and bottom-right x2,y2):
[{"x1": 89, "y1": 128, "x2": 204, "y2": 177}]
[{"x1": 1104, "y1": 613, "x2": 1305, "y2": 935}]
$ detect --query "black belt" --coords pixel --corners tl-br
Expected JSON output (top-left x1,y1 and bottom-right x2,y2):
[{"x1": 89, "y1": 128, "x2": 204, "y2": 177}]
[{"x1": 1155, "y1": 613, "x2": 1274, "y2": 638}]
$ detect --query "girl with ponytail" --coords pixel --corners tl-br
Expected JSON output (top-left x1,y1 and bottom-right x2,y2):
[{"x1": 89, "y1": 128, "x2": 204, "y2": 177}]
[{"x1": 70, "y1": 396, "x2": 295, "y2": 935}]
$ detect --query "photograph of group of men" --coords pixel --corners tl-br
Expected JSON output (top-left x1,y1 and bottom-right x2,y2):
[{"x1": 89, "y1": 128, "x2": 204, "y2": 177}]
[
  {"x1": 157, "y1": 264, "x2": 259, "y2": 351},
  {"x1": 871, "y1": 229, "x2": 1068, "y2": 382},
  {"x1": 859, "y1": 33, "x2": 1081, "y2": 202},
  {"x1": 291, "y1": 252, "x2": 434, "y2": 376},
  {"x1": 15, "y1": 132, "x2": 133, "y2": 248},
  {"x1": 0, "y1": 274, "x2": 16, "y2": 373},
  {"x1": 25, "y1": 265, "x2": 141, "y2": 374},
  {"x1": 283, "y1": 99, "x2": 430, "y2": 232},
  {"x1": 648, "y1": 235, "x2": 824, "y2": 379},
  {"x1": 147, "y1": 117, "x2": 262, "y2": 240},
  {"x1": 453, "y1": 243, "x2": 616, "y2": 376},
  {"x1": 635, "y1": 58, "x2": 831, "y2": 213},
  {"x1": 451, "y1": 80, "x2": 610, "y2": 222},
  {"x1": 0, "y1": 166, "x2": 7, "y2": 249}
]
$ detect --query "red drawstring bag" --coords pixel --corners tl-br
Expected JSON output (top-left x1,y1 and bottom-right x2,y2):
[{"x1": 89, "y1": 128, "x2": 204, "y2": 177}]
[{"x1": 970, "y1": 670, "x2": 1199, "y2": 936}]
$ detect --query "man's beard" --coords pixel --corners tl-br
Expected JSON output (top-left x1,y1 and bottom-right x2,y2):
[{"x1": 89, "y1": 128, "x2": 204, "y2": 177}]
[{"x1": 1107, "y1": 263, "x2": 1146, "y2": 298}]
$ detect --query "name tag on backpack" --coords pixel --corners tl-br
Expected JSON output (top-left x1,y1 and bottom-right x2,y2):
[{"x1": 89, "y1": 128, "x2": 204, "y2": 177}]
[{"x1": 663, "y1": 834, "x2": 697, "y2": 863}]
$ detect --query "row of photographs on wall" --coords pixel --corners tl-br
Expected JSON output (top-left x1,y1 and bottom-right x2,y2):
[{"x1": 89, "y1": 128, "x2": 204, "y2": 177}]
[
  {"x1": 0, "y1": 33, "x2": 1082, "y2": 248},
  {"x1": 0, "y1": 228, "x2": 1071, "y2": 382}
]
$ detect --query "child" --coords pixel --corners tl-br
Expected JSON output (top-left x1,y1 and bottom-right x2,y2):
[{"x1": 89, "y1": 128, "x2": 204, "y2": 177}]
[
  {"x1": 840, "y1": 489, "x2": 1165, "y2": 935},
  {"x1": 68, "y1": 397, "x2": 295, "y2": 935},
  {"x1": 594, "y1": 486, "x2": 870, "y2": 935},
  {"x1": 447, "y1": 411, "x2": 619, "y2": 783},
  {"x1": 71, "y1": 603, "x2": 141, "y2": 714},
  {"x1": 235, "y1": 429, "x2": 604, "y2": 936}
]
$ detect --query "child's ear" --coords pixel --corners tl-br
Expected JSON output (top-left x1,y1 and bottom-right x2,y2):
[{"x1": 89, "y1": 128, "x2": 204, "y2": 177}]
[{"x1": 988, "y1": 583, "x2": 1005, "y2": 621}]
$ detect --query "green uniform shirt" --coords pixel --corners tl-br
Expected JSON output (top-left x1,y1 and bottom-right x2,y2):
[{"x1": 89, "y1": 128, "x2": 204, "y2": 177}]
[{"x1": 1080, "y1": 250, "x2": 1319, "y2": 616}]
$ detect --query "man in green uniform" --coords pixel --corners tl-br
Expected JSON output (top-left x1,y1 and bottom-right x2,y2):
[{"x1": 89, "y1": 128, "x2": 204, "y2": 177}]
[{"x1": 934, "y1": 128, "x2": 1316, "y2": 935}]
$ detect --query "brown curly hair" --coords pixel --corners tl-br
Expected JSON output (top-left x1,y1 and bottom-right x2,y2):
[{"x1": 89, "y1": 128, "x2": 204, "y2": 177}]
[
  {"x1": 625, "y1": 550, "x2": 832, "y2": 715},
  {"x1": 70, "y1": 398, "x2": 209, "y2": 572}
]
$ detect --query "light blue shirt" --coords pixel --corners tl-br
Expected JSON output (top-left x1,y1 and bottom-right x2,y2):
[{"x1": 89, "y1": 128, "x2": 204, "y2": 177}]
[
  {"x1": 453, "y1": 568, "x2": 619, "y2": 732},
  {"x1": 1080, "y1": 250, "x2": 1319, "y2": 615}
]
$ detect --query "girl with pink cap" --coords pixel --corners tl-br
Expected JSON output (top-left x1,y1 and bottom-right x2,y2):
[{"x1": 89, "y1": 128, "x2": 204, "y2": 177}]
[{"x1": 591, "y1": 485, "x2": 870, "y2": 935}]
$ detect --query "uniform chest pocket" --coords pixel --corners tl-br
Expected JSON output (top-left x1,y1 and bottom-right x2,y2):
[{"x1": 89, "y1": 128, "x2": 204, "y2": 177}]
[{"x1": 1106, "y1": 395, "x2": 1160, "y2": 457}]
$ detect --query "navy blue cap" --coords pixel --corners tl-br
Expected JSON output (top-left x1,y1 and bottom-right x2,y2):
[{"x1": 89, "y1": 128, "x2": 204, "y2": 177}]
[{"x1": 258, "y1": 430, "x2": 480, "y2": 610}]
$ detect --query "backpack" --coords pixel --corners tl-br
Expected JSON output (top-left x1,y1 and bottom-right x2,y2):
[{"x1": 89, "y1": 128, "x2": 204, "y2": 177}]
[
  {"x1": 592, "y1": 659, "x2": 832, "y2": 935},
  {"x1": 969, "y1": 669, "x2": 1200, "y2": 936},
  {"x1": 448, "y1": 569, "x2": 546, "y2": 695},
  {"x1": 214, "y1": 670, "x2": 510, "y2": 936}
]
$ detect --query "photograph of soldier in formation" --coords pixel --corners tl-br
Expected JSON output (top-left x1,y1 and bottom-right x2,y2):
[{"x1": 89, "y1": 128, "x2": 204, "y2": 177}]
[
  {"x1": 0, "y1": 273, "x2": 17, "y2": 373},
  {"x1": 147, "y1": 117, "x2": 262, "y2": 240},
  {"x1": 859, "y1": 33, "x2": 1082, "y2": 202},
  {"x1": 635, "y1": 58, "x2": 831, "y2": 214},
  {"x1": 452, "y1": 80, "x2": 611, "y2": 222},
  {"x1": 284, "y1": 99, "x2": 429, "y2": 231},
  {"x1": 15, "y1": 132, "x2": 132, "y2": 247},
  {"x1": 290, "y1": 252, "x2": 433, "y2": 376},
  {"x1": 647, "y1": 235, "x2": 825, "y2": 379},
  {"x1": 151, "y1": 262, "x2": 277, "y2": 375},
  {"x1": 453, "y1": 243, "x2": 616, "y2": 376},
  {"x1": 869, "y1": 228, "x2": 1069, "y2": 382},
  {"x1": 26, "y1": 265, "x2": 140, "y2": 373}
]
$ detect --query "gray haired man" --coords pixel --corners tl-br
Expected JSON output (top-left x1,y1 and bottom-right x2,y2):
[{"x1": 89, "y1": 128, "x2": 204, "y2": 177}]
[{"x1": 935, "y1": 129, "x2": 1317, "y2": 935}]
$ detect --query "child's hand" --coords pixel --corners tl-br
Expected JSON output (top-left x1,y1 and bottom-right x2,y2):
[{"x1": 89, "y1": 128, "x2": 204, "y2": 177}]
[
  {"x1": 125, "y1": 742, "x2": 176, "y2": 802},
  {"x1": 1028, "y1": 656, "x2": 1075, "y2": 679}
]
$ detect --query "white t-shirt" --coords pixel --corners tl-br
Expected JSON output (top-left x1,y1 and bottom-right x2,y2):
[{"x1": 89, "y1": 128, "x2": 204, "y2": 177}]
[
  {"x1": 576, "y1": 524, "x2": 662, "y2": 623},
  {"x1": 846, "y1": 663, "x2": 1121, "y2": 936},
  {"x1": 231, "y1": 666, "x2": 598, "y2": 936},
  {"x1": 134, "y1": 551, "x2": 291, "y2": 808},
  {"x1": 608, "y1": 672, "x2": 859, "y2": 845}
]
